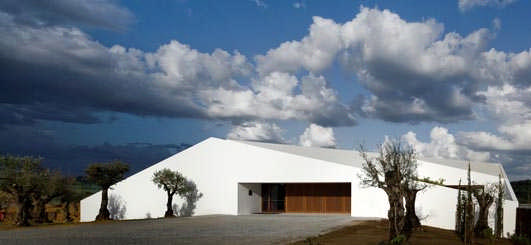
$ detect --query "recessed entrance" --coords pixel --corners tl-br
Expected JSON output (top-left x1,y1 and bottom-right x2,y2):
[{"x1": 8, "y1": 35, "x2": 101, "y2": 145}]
[{"x1": 261, "y1": 183, "x2": 351, "y2": 214}]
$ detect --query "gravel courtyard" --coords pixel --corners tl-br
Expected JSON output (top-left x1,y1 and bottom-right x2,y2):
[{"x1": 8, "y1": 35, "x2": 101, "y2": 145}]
[{"x1": 0, "y1": 214, "x2": 370, "y2": 245}]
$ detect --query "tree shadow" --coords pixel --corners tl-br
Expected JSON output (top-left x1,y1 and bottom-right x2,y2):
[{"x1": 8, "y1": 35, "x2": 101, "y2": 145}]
[
  {"x1": 108, "y1": 194, "x2": 126, "y2": 220},
  {"x1": 172, "y1": 180, "x2": 203, "y2": 217}
]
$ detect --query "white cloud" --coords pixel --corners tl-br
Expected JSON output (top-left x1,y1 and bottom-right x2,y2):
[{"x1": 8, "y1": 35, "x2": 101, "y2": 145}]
[
  {"x1": 299, "y1": 124, "x2": 336, "y2": 148},
  {"x1": 293, "y1": 1, "x2": 306, "y2": 9},
  {"x1": 227, "y1": 121, "x2": 284, "y2": 143},
  {"x1": 458, "y1": 0, "x2": 517, "y2": 11},
  {"x1": 251, "y1": 0, "x2": 267, "y2": 8},
  {"x1": 146, "y1": 40, "x2": 252, "y2": 89},
  {"x1": 255, "y1": 16, "x2": 342, "y2": 75},
  {"x1": 200, "y1": 72, "x2": 356, "y2": 126},
  {"x1": 458, "y1": 85, "x2": 531, "y2": 151},
  {"x1": 402, "y1": 127, "x2": 490, "y2": 162},
  {"x1": 403, "y1": 126, "x2": 531, "y2": 180},
  {"x1": 256, "y1": 7, "x2": 510, "y2": 122}
]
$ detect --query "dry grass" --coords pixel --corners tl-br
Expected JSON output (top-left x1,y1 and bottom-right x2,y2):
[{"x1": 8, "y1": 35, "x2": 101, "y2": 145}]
[{"x1": 291, "y1": 220, "x2": 513, "y2": 245}]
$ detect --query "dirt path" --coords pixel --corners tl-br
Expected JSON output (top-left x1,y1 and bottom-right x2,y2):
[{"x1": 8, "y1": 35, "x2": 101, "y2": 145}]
[{"x1": 291, "y1": 220, "x2": 513, "y2": 245}]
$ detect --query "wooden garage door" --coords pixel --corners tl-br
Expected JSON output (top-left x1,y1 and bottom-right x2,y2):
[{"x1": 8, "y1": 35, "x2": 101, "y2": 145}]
[{"x1": 285, "y1": 183, "x2": 351, "y2": 213}]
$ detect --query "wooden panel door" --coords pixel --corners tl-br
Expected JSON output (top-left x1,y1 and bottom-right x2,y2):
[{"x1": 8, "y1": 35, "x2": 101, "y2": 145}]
[{"x1": 285, "y1": 183, "x2": 350, "y2": 213}]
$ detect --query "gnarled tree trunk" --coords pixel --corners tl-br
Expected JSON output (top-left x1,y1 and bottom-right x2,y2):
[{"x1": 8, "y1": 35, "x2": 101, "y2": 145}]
[
  {"x1": 165, "y1": 190, "x2": 175, "y2": 217},
  {"x1": 386, "y1": 188, "x2": 405, "y2": 240},
  {"x1": 64, "y1": 201, "x2": 73, "y2": 222},
  {"x1": 474, "y1": 191, "x2": 494, "y2": 236},
  {"x1": 404, "y1": 189, "x2": 421, "y2": 236},
  {"x1": 17, "y1": 195, "x2": 33, "y2": 226},
  {"x1": 96, "y1": 188, "x2": 110, "y2": 221}
]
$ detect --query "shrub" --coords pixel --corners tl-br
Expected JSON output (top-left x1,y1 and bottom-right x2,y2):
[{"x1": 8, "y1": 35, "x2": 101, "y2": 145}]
[
  {"x1": 509, "y1": 233, "x2": 531, "y2": 245},
  {"x1": 390, "y1": 234, "x2": 407, "y2": 245}
]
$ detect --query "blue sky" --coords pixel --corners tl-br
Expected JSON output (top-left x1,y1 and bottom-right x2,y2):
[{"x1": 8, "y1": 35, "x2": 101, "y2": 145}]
[{"x1": 1, "y1": 0, "x2": 530, "y2": 180}]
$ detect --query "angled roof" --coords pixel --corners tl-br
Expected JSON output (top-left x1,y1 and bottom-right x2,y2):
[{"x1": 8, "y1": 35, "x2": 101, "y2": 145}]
[{"x1": 232, "y1": 139, "x2": 504, "y2": 177}]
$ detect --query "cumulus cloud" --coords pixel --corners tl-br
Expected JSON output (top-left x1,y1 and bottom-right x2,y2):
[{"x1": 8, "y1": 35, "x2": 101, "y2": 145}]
[
  {"x1": 457, "y1": 84, "x2": 531, "y2": 152},
  {"x1": 255, "y1": 16, "x2": 342, "y2": 75},
  {"x1": 403, "y1": 125, "x2": 531, "y2": 180},
  {"x1": 226, "y1": 121, "x2": 284, "y2": 143},
  {"x1": 0, "y1": 2, "x2": 357, "y2": 128},
  {"x1": 402, "y1": 127, "x2": 490, "y2": 162},
  {"x1": 200, "y1": 72, "x2": 356, "y2": 126},
  {"x1": 5, "y1": 5, "x2": 531, "y2": 127},
  {"x1": 256, "y1": 7, "x2": 529, "y2": 123},
  {"x1": 458, "y1": 0, "x2": 517, "y2": 11},
  {"x1": 298, "y1": 124, "x2": 336, "y2": 148}
]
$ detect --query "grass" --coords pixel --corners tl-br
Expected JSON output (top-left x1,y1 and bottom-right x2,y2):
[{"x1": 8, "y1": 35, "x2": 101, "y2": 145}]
[{"x1": 291, "y1": 220, "x2": 513, "y2": 245}]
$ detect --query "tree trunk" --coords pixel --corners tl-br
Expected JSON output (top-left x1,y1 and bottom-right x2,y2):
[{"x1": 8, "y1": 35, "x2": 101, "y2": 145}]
[
  {"x1": 34, "y1": 199, "x2": 48, "y2": 223},
  {"x1": 165, "y1": 191, "x2": 175, "y2": 217},
  {"x1": 475, "y1": 200, "x2": 492, "y2": 235},
  {"x1": 474, "y1": 192, "x2": 494, "y2": 236},
  {"x1": 386, "y1": 188, "x2": 405, "y2": 241},
  {"x1": 404, "y1": 189, "x2": 421, "y2": 236},
  {"x1": 96, "y1": 188, "x2": 110, "y2": 221},
  {"x1": 17, "y1": 196, "x2": 33, "y2": 226},
  {"x1": 65, "y1": 201, "x2": 73, "y2": 222}
]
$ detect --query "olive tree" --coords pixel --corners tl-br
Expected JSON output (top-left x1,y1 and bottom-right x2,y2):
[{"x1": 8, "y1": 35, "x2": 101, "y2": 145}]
[
  {"x1": 494, "y1": 174, "x2": 504, "y2": 239},
  {"x1": 152, "y1": 168, "x2": 188, "y2": 217},
  {"x1": 33, "y1": 170, "x2": 68, "y2": 223},
  {"x1": 0, "y1": 156, "x2": 43, "y2": 226},
  {"x1": 472, "y1": 183, "x2": 496, "y2": 236},
  {"x1": 85, "y1": 161, "x2": 129, "y2": 221},
  {"x1": 359, "y1": 139, "x2": 420, "y2": 241}
]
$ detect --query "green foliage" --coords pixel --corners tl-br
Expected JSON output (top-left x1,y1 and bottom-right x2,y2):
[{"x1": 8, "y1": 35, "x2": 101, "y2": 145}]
[
  {"x1": 509, "y1": 233, "x2": 531, "y2": 245},
  {"x1": 152, "y1": 168, "x2": 188, "y2": 217},
  {"x1": 482, "y1": 227, "x2": 494, "y2": 239},
  {"x1": 304, "y1": 236, "x2": 321, "y2": 245},
  {"x1": 152, "y1": 168, "x2": 187, "y2": 195},
  {"x1": 85, "y1": 161, "x2": 130, "y2": 189},
  {"x1": 0, "y1": 190, "x2": 13, "y2": 204},
  {"x1": 464, "y1": 163, "x2": 475, "y2": 245},
  {"x1": 0, "y1": 155, "x2": 44, "y2": 226},
  {"x1": 359, "y1": 139, "x2": 421, "y2": 241},
  {"x1": 418, "y1": 177, "x2": 445, "y2": 186},
  {"x1": 390, "y1": 234, "x2": 407, "y2": 245},
  {"x1": 85, "y1": 160, "x2": 129, "y2": 221},
  {"x1": 495, "y1": 174, "x2": 505, "y2": 239},
  {"x1": 456, "y1": 179, "x2": 466, "y2": 238},
  {"x1": 33, "y1": 170, "x2": 69, "y2": 223}
]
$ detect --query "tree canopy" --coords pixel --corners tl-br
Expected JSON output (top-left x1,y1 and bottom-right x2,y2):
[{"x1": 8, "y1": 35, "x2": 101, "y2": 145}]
[
  {"x1": 0, "y1": 156, "x2": 44, "y2": 226},
  {"x1": 85, "y1": 160, "x2": 129, "y2": 221},
  {"x1": 152, "y1": 168, "x2": 188, "y2": 217},
  {"x1": 85, "y1": 161, "x2": 130, "y2": 189}
]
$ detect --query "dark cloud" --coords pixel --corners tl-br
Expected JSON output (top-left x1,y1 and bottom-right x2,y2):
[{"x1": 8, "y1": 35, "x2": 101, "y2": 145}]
[
  {"x1": 0, "y1": 125, "x2": 191, "y2": 176},
  {"x1": 0, "y1": 0, "x2": 134, "y2": 30}
]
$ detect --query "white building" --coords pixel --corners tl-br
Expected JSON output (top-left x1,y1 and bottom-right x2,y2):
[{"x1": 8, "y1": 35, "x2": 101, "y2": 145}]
[{"x1": 81, "y1": 137, "x2": 519, "y2": 235}]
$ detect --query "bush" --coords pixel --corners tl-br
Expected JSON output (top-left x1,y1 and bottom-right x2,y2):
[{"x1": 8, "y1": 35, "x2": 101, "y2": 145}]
[
  {"x1": 509, "y1": 233, "x2": 531, "y2": 245},
  {"x1": 390, "y1": 234, "x2": 407, "y2": 245},
  {"x1": 481, "y1": 227, "x2": 494, "y2": 239}
]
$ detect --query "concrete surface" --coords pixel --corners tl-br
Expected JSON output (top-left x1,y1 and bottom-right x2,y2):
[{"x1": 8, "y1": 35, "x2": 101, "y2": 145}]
[{"x1": 0, "y1": 214, "x2": 372, "y2": 245}]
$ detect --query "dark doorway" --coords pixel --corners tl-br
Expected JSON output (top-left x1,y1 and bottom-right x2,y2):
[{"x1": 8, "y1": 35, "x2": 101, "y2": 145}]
[{"x1": 262, "y1": 183, "x2": 285, "y2": 212}]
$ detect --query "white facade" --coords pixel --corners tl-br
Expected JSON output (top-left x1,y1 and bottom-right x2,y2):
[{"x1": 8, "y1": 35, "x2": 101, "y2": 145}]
[{"x1": 81, "y1": 137, "x2": 519, "y2": 235}]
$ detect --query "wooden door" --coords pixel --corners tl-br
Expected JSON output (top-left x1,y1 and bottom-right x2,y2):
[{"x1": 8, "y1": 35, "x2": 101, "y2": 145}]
[{"x1": 285, "y1": 183, "x2": 350, "y2": 213}]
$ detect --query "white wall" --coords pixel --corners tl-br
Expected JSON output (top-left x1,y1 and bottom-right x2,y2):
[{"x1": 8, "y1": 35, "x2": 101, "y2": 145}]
[
  {"x1": 238, "y1": 183, "x2": 262, "y2": 214},
  {"x1": 81, "y1": 137, "x2": 518, "y2": 236}
]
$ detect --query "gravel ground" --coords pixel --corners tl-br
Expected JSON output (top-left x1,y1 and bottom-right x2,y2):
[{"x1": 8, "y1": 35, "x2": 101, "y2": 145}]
[{"x1": 0, "y1": 214, "x2": 372, "y2": 245}]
